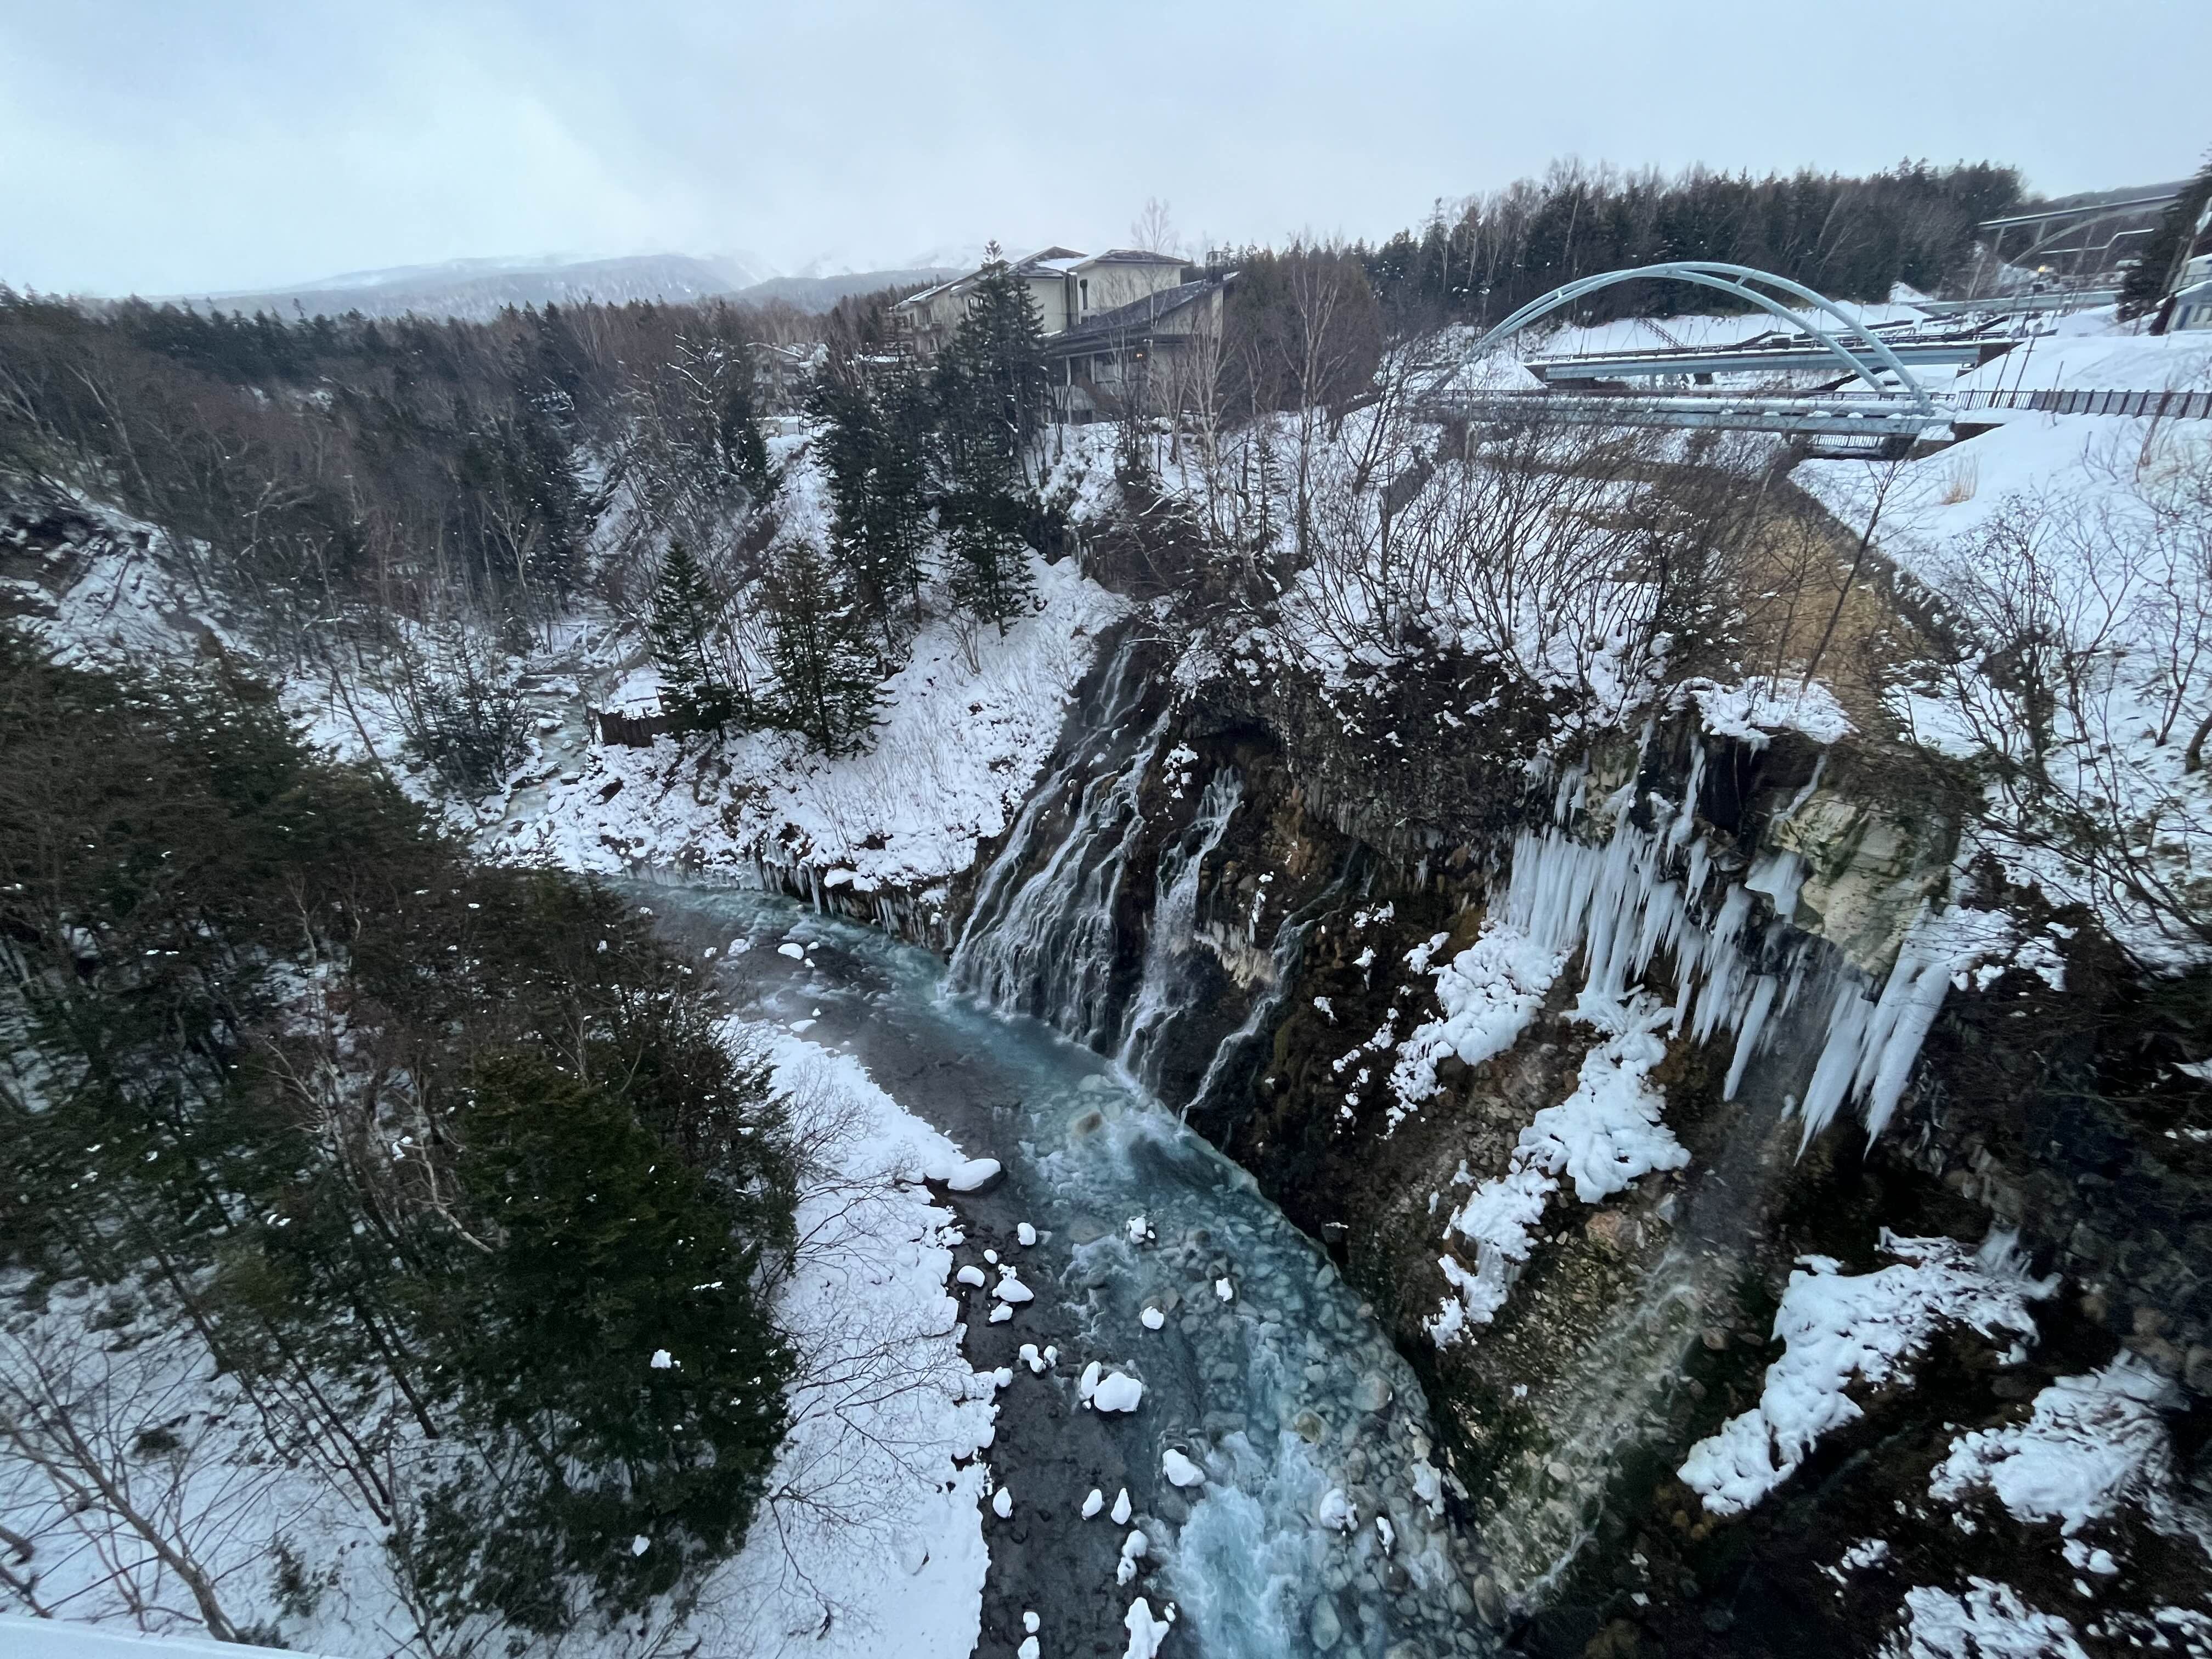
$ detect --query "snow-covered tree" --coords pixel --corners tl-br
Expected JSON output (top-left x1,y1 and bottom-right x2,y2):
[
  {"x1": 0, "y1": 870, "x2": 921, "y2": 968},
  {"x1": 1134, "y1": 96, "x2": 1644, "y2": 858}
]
[
  {"x1": 648, "y1": 538, "x2": 745, "y2": 734},
  {"x1": 763, "y1": 540, "x2": 885, "y2": 756}
]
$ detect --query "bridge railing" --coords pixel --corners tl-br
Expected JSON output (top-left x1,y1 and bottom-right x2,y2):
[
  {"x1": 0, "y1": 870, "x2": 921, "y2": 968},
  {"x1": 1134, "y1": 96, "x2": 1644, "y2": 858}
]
[{"x1": 1952, "y1": 387, "x2": 2212, "y2": 420}]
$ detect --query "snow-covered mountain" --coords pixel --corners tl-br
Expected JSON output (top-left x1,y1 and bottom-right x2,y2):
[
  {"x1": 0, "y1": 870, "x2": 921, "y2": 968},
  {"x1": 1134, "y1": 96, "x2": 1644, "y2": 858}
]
[
  {"x1": 170, "y1": 252, "x2": 774, "y2": 321},
  {"x1": 161, "y1": 250, "x2": 980, "y2": 320}
]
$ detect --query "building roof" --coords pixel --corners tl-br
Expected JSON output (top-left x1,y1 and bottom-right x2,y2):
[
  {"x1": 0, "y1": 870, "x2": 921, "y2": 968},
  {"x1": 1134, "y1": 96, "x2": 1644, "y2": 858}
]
[
  {"x1": 1040, "y1": 275, "x2": 1230, "y2": 354},
  {"x1": 894, "y1": 246, "x2": 1091, "y2": 311}
]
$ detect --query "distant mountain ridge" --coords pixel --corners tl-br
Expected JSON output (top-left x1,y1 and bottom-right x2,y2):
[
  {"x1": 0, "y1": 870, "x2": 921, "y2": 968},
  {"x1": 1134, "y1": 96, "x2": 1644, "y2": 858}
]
[
  {"x1": 730, "y1": 269, "x2": 959, "y2": 311},
  {"x1": 168, "y1": 253, "x2": 770, "y2": 323},
  {"x1": 160, "y1": 250, "x2": 969, "y2": 320}
]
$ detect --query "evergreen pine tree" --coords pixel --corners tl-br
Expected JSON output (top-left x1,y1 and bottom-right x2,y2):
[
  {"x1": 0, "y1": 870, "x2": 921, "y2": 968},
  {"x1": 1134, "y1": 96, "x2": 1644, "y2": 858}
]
[
  {"x1": 761, "y1": 540, "x2": 884, "y2": 756},
  {"x1": 945, "y1": 472, "x2": 1036, "y2": 636},
  {"x1": 931, "y1": 245, "x2": 1048, "y2": 638},
  {"x1": 648, "y1": 539, "x2": 743, "y2": 735},
  {"x1": 716, "y1": 357, "x2": 777, "y2": 505},
  {"x1": 807, "y1": 365, "x2": 933, "y2": 657},
  {"x1": 934, "y1": 245, "x2": 1050, "y2": 483},
  {"x1": 2120, "y1": 160, "x2": 2212, "y2": 321}
]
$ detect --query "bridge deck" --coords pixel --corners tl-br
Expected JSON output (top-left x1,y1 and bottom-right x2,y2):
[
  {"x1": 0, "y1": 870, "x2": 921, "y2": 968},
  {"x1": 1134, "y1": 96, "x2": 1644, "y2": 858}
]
[
  {"x1": 1526, "y1": 338, "x2": 2001, "y2": 382},
  {"x1": 1423, "y1": 389, "x2": 1944, "y2": 438}
]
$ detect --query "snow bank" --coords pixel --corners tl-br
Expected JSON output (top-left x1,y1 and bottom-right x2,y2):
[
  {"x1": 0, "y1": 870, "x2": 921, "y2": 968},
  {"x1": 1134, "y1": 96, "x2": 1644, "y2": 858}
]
[
  {"x1": 507, "y1": 554, "x2": 1127, "y2": 896},
  {"x1": 1948, "y1": 328, "x2": 2212, "y2": 399},
  {"x1": 692, "y1": 1036, "x2": 996, "y2": 1658},
  {"x1": 1680, "y1": 1231, "x2": 2055, "y2": 1516},
  {"x1": 1798, "y1": 414, "x2": 2212, "y2": 970},
  {"x1": 1887, "y1": 1579, "x2": 2087, "y2": 1659},
  {"x1": 1686, "y1": 675, "x2": 1854, "y2": 749},
  {"x1": 0, "y1": 1619, "x2": 337, "y2": 1659},
  {"x1": 1928, "y1": 1358, "x2": 2180, "y2": 1536}
]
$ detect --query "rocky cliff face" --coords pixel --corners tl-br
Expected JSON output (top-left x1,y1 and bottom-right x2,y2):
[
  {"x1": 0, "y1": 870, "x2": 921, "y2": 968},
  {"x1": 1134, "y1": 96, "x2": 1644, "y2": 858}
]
[{"x1": 940, "y1": 617, "x2": 2212, "y2": 1657}]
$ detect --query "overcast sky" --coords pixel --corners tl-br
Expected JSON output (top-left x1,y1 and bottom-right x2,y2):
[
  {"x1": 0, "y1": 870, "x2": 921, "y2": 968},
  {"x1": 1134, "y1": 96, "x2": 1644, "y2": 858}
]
[{"x1": 3, "y1": 0, "x2": 2204, "y2": 297}]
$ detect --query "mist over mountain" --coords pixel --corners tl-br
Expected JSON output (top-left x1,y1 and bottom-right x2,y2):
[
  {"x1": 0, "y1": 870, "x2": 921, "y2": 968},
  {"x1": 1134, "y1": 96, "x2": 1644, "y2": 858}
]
[
  {"x1": 164, "y1": 252, "x2": 772, "y2": 321},
  {"x1": 151, "y1": 249, "x2": 978, "y2": 320}
]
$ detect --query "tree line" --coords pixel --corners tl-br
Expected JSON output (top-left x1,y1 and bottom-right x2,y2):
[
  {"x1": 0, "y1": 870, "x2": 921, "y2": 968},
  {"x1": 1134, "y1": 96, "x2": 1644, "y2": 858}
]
[{"x1": 1355, "y1": 158, "x2": 2025, "y2": 332}]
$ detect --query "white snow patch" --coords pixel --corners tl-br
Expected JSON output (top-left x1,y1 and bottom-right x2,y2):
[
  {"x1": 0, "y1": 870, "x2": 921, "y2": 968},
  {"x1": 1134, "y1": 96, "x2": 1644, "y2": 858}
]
[
  {"x1": 1687, "y1": 675, "x2": 1854, "y2": 749},
  {"x1": 1121, "y1": 1597, "x2": 1176, "y2": 1659},
  {"x1": 1680, "y1": 1231, "x2": 2054, "y2": 1515},
  {"x1": 944, "y1": 1157, "x2": 1002, "y2": 1192},
  {"x1": 1430, "y1": 990, "x2": 1685, "y2": 1342},
  {"x1": 1929, "y1": 1357, "x2": 2187, "y2": 1537},
  {"x1": 1886, "y1": 1579, "x2": 2087, "y2": 1658},
  {"x1": 1090, "y1": 1371, "x2": 1145, "y2": 1414}
]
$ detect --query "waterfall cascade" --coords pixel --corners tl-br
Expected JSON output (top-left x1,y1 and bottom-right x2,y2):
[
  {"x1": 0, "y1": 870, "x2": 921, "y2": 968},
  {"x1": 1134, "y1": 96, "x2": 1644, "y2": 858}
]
[
  {"x1": 949, "y1": 633, "x2": 1166, "y2": 1045},
  {"x1": 951, "y1": 638, "x2": 1276, "y2": 1113},
  {"x1": 1115, "y1": 770, "x2": 1245, "y2": 1094}
]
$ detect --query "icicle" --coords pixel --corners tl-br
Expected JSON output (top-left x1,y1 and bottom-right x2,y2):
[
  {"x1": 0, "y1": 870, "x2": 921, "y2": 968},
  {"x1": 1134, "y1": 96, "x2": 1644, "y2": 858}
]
[
  {"x1": 1745, "y1": 850, "x2": 1807, "y2": 924},
  {"x1": 1797, "y1": 980, "x2": 1874, "y2": 1152},
  {"x1": 1685, "y1": 836, "x2": 1712, "y2": 908},
  {"x1": 1688, "y1": 887, "x2": 1753, "y2": 1045},
  {"x1": 1772, "y1": 752, "x2": 1827, "y2": 827},
  {"x1": 1723, "y1": 974, "x2": 1779, "y2": 1101},
  {"x1": 1667, "y1": 740, "x2": 1707, "y2": 851}
]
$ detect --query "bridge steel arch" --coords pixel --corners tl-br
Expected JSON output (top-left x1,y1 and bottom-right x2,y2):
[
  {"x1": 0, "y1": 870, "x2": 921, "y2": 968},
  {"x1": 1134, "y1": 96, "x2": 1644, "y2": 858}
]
[{"x1": 1471, "y1": 262, "x2": 1937, "y2": 416}]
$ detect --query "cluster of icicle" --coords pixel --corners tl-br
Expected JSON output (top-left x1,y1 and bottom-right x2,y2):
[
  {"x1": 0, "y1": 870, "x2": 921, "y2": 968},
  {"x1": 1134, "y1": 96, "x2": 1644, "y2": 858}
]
[
  {"x1": 1414, "y1": 737, "x2": 1971, "y2": 1345},
  {"x1": 1394, "y1": 747, "x2": 1805, "y2": 1131}
]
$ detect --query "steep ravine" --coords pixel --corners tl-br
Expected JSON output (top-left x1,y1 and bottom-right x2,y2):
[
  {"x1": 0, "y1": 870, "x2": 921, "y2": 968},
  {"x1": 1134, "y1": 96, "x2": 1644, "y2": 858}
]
[{"x1": 905, "y1": 621, "x2": 2212, "y2": 1657}]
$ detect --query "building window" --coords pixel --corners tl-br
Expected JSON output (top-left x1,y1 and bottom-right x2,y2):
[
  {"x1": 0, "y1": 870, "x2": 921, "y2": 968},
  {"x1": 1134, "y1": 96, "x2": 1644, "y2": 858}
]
[{"x1": 1079, "y1": 278, "x2": 1090, "y2": 311}]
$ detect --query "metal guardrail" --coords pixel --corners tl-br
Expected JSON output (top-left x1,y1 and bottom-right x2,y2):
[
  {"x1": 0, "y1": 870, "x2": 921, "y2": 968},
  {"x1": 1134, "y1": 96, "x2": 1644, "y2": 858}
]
[
  {"x1": 1526, "y1": 339, "x2": 1998, "y2": 382},
  {"x1": 1953, "y1": 387, "x2": 2212, "y2": 420},
  {"x1": 1911, "y1": 291, "x2": 2119, "y2": 317},
  {"x1": 1422, "y1": 388, "x2": 1943, "y2": 438},
  {"x1": 1420, "y1": 383, "x2": 2212, "y2": 445}
]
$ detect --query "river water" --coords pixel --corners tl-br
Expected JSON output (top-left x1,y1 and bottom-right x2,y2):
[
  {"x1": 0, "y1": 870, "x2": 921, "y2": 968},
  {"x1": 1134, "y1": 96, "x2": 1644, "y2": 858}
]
[{"x1": 642, "y1": 878, "x2": 1496, "y2": 1659}]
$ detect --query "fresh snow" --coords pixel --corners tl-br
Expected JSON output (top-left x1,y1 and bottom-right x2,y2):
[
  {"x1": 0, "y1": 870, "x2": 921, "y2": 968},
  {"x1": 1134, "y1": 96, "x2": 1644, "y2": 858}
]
[
  {"x1": 1685, "y1": 675, "x2": 1854, "y2": 749},
  {"x1": 1680, "y1": 1231, "x2": 2055, "y2": 1515},
  {"x1": 1089, "y1": 1370, "x2": 1145, "y2": 1414},
  {"x1": 1430, "y1": 990, "x2": 1685, "y2": 1343},
  {"x1": 1887, "y1": 1579, "x2": 2087, "y2": 1659},
  {"x1": 0, "y1": 1620, "x2": 348, "y2": 1659},
  {"x1": 1116, "y1": 1528, "x2": 1149, "y2": 1584},
  {"x1": 1121, "y1": 1596, "x2": 1176, "y2": 1659},
  {"x1": 506, "y1": 552, "x2": 1128, "y2": 897},
  {"x1": 1929, "y1": 1358, "x2": 2192, "y2": 1538},
  {"x1": 689, "y1": 1035, "x2": 996, "y2": 1657},
  {"x1": 943, "y1": 1156, "x2": 1003, "y2": 1192},
  {"x1": 1798, "y1": 409, "x2": 2212, "y2": 970}
]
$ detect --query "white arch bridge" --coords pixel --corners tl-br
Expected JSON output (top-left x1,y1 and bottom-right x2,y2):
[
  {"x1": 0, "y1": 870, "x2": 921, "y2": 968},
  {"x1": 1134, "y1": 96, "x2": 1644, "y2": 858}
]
[{"x1": 1420, "y1": 262, "x2": 1965, "y2": 457}]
